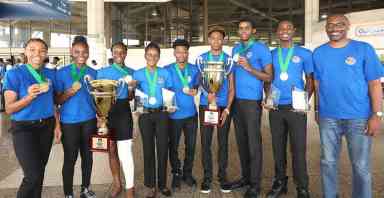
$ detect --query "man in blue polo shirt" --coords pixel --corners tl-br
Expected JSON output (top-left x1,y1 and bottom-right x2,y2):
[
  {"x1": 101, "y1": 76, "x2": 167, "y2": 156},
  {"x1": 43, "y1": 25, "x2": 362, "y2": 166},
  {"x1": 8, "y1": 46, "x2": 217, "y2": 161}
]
[
  {"x1": 197, "y1": 27, "x2": 234, "y2": 194},
  {"x1": 165, "y1": 39, "x2": 199, "y2": 190},
  {"x1": 313, "y1": 14, "x2": 382, "y2": 198},
  {"x1": 229, "y1": 18, "x2": 272, "y2": 198},
  {"x1": 265, "y1": 21, "x2": 313, "y2": 198}
]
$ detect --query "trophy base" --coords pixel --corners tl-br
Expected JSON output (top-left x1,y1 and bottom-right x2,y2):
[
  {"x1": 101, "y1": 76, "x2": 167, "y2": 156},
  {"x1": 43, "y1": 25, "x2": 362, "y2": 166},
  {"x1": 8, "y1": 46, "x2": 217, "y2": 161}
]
[
  {"x1": 89, "y1": 133, "x2": 112, "y2": 152},
  {"x1": 203, "y1": 108, "x2": 220, "y2": 126}
]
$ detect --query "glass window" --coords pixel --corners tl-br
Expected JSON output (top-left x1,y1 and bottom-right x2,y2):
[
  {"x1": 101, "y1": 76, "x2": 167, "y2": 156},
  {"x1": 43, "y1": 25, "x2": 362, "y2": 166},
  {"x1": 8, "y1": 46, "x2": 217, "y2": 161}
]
[
  {"x1": 11, "y1": 21, "x2": 30, "y2": 48},
  {"x1": 0, "y1": 21, "x2": 10, "y2": 48}
]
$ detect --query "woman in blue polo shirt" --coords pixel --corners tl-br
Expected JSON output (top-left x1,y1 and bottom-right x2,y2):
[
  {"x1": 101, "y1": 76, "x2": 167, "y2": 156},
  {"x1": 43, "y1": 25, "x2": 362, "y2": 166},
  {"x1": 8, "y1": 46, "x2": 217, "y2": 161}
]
[
  {"x1": 97, "y1": 42, "x2": 135, "y2": 198},
  {"x1": 133, "y1": 42, "x2": 172, "y2": 198},
  {"x1": 3, "y1": 38, "x2": 57, "y2": 198},
  {"x1": 55, "y1": 36, "x2": 97, "y2": 198}
]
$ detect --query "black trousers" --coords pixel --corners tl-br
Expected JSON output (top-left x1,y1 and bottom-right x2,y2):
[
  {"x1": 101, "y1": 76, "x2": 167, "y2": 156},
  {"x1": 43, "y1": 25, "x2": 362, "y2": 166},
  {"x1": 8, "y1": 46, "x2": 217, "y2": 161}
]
[
  {"x1": 168, "y1": 115, "x2": 198, "y2": 177},
  {"x1": 138, "y1": 111, "x2": 169, "y2": 189},
  {"x1": 11, "y1": 117, "x2": 55, "y2": 198},
  {"x1": 233, "y1": 99, "x2": 263, "y2": 190},
  {"x1": 199, "y1": 105, "x2": 231, "y2": 183},
  {"x1": 269, "y1": 105, "x2": 309, "y2": 189},
  {"x1": 61, "y1": 118, "x2": 97, "y2": 195}
]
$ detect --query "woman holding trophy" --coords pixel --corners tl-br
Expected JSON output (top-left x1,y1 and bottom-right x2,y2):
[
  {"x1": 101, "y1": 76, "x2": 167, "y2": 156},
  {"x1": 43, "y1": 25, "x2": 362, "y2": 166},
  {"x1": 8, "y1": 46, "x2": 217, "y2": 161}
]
[
  {"x1": 55, "y1": 36, "x2": 98, "y2": 198},
  {"x1": 196, "y1": 27, "x2": 234, "y2": 194},
  {"x1": 97, "y1": 42, "x2": 136, "y2": 198},
  {"x1": 3, "y1": 38, "x2": 58, "y2": 198},
  {"x1": 133, "y1": 42, "x2": 173, "y2": 198}
]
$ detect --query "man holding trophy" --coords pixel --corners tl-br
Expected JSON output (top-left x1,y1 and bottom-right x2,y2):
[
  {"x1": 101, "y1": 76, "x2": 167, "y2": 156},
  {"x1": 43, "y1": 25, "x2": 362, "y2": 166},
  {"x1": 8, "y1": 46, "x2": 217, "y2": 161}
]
[
  {"x1": 165, "y1": 39, "x2": 200, "y2": 190},
  {"x1": 229, "y1": 18, "x2": 273, "y2": 198},
  {"x1": 97, "y1": 42, "x2": 136, "y2": 198},
  {"x1": 196, "y1": 27, "x2": 234, "y2": 194},
  {"x1": 133, "y1": 42, "x2": 173, "y2": 198},
  {"x1": 265, "y1": 21, "x2": 313, "y2": 198},
  {"x1": 55, "y1": 36, "x2": 98, "y2": 198}
]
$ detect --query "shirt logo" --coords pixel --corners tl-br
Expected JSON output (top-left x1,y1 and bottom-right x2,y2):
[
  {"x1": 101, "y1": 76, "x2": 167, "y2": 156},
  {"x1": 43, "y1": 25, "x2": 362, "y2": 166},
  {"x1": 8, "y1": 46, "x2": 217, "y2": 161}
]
[
  {"x1": 292, "y1": 56, "x2": 301, "y2": 63},
  {"x1": 246, "y1": 51, "x2": 252, "y2": 59},
  {"x1": 158, "y1": 77, "x2": 165, "y2": 84},
  {"x1": 345, "y1": 56, "x2": 356, "y2": 65}
]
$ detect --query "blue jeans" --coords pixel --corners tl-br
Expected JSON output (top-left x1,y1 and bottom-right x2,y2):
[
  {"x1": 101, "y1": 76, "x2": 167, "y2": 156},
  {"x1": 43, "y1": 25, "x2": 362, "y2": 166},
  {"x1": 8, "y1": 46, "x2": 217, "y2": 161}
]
[{"x1": 319, "y1": 118, "x2": 372, "y2": 198}]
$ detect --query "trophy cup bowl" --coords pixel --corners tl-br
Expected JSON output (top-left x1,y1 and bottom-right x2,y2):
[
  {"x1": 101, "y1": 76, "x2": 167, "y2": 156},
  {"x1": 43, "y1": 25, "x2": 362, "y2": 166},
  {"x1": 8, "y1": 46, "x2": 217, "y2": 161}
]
[
  {"x1": 88, "y1": 79, "x2": 118, "y2": 152},
  {"x1": 199, "y1": 61, "x2": 226, "y2": 125}
]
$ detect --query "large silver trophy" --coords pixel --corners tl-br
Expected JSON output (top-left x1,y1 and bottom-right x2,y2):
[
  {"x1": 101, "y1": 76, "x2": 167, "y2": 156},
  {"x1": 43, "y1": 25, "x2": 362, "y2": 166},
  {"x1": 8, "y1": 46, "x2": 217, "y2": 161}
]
[
  {"x1": 197, "y1": 56, "x2": 233, "y2": 125},
  {"x1": 85, "y1": 77, "x2": 119, "y2": 152}
]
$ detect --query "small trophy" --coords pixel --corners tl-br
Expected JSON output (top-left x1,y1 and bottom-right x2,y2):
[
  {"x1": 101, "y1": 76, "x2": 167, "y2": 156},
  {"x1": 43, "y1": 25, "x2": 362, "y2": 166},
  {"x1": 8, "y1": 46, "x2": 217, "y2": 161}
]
[
  {"x1": 264, "y1": 85, "x2": 281, "y2": 110},
  {"x1": 292, "y1": 86, "x2": 309, "y2": 112},
  {"x1": 197, "y1": 56, "x2": 233, "y2": 125},
  {"x1": 162, "y1": 88, "x2": 177, "y2": 113},
  {"x1": 86, "y1": 79, "x2": 119, "y2": 152}
]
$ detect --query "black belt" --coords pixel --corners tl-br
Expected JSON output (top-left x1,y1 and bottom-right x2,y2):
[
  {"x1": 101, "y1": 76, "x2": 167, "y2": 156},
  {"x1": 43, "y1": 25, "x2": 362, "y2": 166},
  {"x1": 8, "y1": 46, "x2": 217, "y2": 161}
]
[
  {"x1": 12, "y1": 116, "x2": 54, "y2": 125},
  {"x1": 143, "y1": 107, "x2": 164, "y2": 113},
  {"x1": 276, "y1": 104, "x2": 293, "y2": 110}
]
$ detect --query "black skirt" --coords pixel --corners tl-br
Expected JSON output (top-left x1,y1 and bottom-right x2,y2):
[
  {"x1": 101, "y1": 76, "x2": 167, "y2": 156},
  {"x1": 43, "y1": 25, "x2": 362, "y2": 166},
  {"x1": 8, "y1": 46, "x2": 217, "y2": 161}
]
[{"x1": 107, "y1": 98, "x2": 133, "y2": 140}]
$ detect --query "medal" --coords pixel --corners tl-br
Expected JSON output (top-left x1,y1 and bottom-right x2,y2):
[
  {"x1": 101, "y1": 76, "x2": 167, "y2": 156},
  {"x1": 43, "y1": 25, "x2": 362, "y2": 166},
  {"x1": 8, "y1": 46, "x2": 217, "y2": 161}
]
[
  {"x1": 183, "y1": 87, "x2": 190, "y2": 94},
  {"x1": 149, "y1": 97, "x2": 157, "y2": 105},
  {"x1": 39, "y1": 82, "x2": 49, "y2": 93},
  {"x1": 233, "y1": 53, "x2": 240, "y2": 62},
  {"x1": 72, "y1": 81, "x2": 82, "y2": 90},
  {"x1": 280, "y1": 72, "x2": 289, "y2": 81}
]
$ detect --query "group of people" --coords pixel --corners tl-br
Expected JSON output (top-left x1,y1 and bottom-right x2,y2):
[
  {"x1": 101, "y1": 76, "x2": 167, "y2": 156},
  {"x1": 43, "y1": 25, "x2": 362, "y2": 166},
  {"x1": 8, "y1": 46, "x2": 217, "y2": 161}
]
[{"x1": 2, "y1": 14, "x2": 382, "y2": 198}]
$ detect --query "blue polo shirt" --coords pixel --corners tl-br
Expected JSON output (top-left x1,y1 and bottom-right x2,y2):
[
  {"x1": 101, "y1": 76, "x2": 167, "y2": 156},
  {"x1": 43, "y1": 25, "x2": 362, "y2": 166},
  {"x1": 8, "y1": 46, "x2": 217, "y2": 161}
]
[
  {"x1": 232, "y1": 41, "x2": 272, "y2": 100},
  {"x1": 271, "y1": 46, "x2": 314, "y2": 104},
  {"x1": 55, "y1": 64, "x2": 97, "y2": 123},
  {"x1": 165, "y1": 63, "x2": 199, "y2": 119},
  {"x1": 97, "y1": 65, "x2": 134, "y2": 99},
  {"x1": 3, "y1": 64, "x2": 55, "y2": 121},
  {"x1": 313, "y1": 40, "x2": 383, "y2": 119},
  {"x1": 196, "y1": 51, "x2": 233, "y2": 107},
  {"x1": 133, "y1": 66, "x2": 173, "y2": 108}
]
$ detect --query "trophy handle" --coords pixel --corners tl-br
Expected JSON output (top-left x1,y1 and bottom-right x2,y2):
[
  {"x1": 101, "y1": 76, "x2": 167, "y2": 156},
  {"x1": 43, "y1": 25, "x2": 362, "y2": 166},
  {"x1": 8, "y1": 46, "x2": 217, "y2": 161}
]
[
  {"x1": 116, "y1": 78, "x2": 126, "y2": 100},
  {"x1": 225, "y1": 57, "x2": 234, "y2": 76},
  {"x1": 196, "y1": 56, "x2": 204, "y2": 73},
  {"x1": 83, "y1": 74, "x2": 93, "y2": 94}
]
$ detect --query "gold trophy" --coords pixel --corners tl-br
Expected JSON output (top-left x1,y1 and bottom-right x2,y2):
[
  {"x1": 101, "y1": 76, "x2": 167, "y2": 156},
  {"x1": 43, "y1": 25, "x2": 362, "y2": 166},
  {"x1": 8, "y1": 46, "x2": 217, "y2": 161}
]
[
  {"x1": 87, "y1": 79, "x2": 118, "y2": 152},
  {"x1": 197, "y1": 56, "x2": 233, "y2": 125}
]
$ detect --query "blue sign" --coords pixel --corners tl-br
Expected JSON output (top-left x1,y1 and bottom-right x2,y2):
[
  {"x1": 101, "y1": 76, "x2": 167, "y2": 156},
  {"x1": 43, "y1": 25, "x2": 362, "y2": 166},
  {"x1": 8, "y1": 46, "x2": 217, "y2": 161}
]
[{"x1": 0, "y1": 0, "x2": 70, "y2": 20}]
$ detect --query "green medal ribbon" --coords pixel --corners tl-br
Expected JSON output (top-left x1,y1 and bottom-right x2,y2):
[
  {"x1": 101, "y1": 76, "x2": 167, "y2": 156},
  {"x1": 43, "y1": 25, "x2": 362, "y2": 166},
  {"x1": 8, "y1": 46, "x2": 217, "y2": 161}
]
[
  {"x1": 208, "y1": 51, "x2": 224, "y2": 62},
  {"x1": 278, "y1": 47, "x2": 295, "y2": 73},
  {"x1": 26, "y1": 64, "x2": 46, "y2": 84},
  {"x1": 238, "y1": 37, "x2": 255, "y2": 55},
  {"x1": 112, "y1": 63, "x2": 130, "y2": 76},
  {"x1": 145, "y1": 67, "x2": 158, "y2": 97},
  {"x1": 71, "y1": 64, "x2": 87, "y2": 82},
  {"x1": 174, "y1": 63, "x2": 189, "y2": 88}
]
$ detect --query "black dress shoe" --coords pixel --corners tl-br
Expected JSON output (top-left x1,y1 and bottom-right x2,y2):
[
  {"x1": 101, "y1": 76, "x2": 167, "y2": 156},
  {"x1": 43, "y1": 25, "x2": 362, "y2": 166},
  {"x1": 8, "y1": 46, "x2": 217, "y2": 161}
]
[
  {"x1": 266, "y1": 177, "x2": 288, "y2": 198},
  {"x1": 228, "y1": 177, "x2": 249, "y2": 190},
  {"x1": 244, "y1": 187, "x2": 261, "y2": 198},
  {"x1": 297, "y1": 188, "x2": 310, "y2": 198},
  {"x1": 160, "y1": 188, "x2": 172, "y2": 197},
  {"x1": 183, "y1": 175, "x2": 197, "y2": 187}
]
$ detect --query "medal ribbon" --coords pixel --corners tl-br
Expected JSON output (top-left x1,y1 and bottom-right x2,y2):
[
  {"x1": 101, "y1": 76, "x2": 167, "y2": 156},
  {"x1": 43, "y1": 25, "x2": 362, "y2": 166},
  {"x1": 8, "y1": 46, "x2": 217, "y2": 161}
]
[
  {"x1": 238, "y1": 37, "x2": 255, "y2": 55},
  {"x1": 278, "y1": 47, "x2": 294, "y2": 73},
  {"x1": 174, "y1": 63, "x2": 189, "y2": 88},
  {"x1": 208, "y1": 51, "x2": 224, "y2": 62},
  {"x1": 145, "y1": 67, "x2": 158, "y2": 97},
  {"x1": 71, "y1": 64, "x2": 87, "y2": 82},
  {"x1": 112, "y1": 63, "x2": 130, "y2": 76},
  {"x1": 26, "y1": 64, "x2": 46, "y2": 84}
]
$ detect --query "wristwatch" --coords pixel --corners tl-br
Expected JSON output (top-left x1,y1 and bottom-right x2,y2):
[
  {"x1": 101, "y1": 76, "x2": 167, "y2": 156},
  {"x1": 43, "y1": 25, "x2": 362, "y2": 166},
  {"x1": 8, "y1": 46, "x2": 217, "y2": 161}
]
[{"x1": 373, "y1": 111, "x2": 383, "y2": 119}]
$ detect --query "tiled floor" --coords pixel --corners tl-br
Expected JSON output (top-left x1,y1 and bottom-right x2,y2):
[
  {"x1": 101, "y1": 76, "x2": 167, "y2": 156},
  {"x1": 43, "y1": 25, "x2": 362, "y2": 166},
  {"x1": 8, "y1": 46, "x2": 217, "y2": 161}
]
[{"x1": 0, "y1": 111, "x2": 384, "y2": 198}]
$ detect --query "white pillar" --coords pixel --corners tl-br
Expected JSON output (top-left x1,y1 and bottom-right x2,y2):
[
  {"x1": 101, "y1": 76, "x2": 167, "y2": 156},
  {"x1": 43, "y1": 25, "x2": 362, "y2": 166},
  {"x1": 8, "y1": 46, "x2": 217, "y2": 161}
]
[
  {"x1": 87, "y1": 0, "x2": 106, "y2": 68},
  {"x1": 305, "y1": 0, "x2": 319, "y2": 50}
]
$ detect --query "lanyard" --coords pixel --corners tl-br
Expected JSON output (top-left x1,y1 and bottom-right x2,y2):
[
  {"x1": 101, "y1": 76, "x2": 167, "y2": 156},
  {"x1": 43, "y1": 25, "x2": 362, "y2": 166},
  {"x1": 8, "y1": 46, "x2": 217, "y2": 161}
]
[
  {"x1": 26, "y1": 64, "x2": 45, "y2": 83},
  {"x1": 208, "y1": 51, "x2": 224, "y2": 62},
  {"x1": 238, "y1": 38, "x2": 255, "y2": 55},
  {"x1": 145, "y1": 67, "x2": 158, "y2": 97},
  {"x1": 112, "y1": 63, "x2": 130, "y2": 76},
  {"x1": 71, "y1": 64, "x2": 87, "y2": 82},
  {"x1": 278, "y1": 47, "x2": 294, "y2": 73},
  {"x1": 174, "y1": 63, "x2": 189, "y2": 87}
]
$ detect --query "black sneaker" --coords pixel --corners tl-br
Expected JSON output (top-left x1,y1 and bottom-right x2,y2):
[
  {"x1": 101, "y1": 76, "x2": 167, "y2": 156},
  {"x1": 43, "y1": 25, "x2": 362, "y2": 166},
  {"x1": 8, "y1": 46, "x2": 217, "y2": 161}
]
[
  {"x1": 64, "y1": 195, "x2": 74, "y2": 198},
  {"x1": 266, "y1": 177, "x2": 288, "y2": 198},
  {"x1": 296, "y1": 188, "x2": 310, "y2": 198},
  {"x1": 220, "y1": 179, "x2": 232, "y2": 193},
  {"x1": 227, "y1": 177, "x2": 249, "y2": 190},
  {"x1": 200, "y1": 180, "x2": 211, "y2": 194},
  {"x1": 80, "y1": 188, "x2": 96, "y2": 198},
  {"x1": 183, "y1": 175, "x2": 197, "y2": 187}
]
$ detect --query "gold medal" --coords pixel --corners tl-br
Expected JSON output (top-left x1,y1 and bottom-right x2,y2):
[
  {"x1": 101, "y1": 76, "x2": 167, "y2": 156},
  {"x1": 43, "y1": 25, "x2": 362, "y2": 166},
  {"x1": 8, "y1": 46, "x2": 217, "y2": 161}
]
[
  {"x1": 72, "y1": 81, "x2": 82, "y2": 90},
  {"x1": 39, "y1": 82, "x2": 49, "y2": 93}
]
